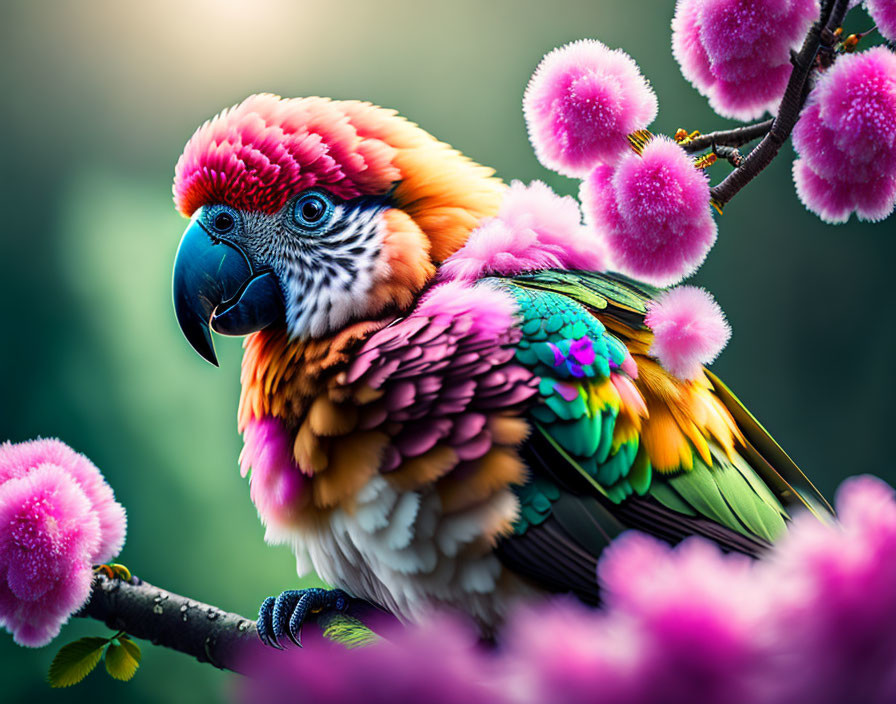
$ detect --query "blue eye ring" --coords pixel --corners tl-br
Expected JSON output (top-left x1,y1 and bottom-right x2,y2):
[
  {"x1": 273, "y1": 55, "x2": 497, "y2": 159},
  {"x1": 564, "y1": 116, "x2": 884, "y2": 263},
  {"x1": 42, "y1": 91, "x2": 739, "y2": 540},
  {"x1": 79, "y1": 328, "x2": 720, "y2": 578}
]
[
  {"x1": 202, "y1": 204, "x2": 241, "y2": 237},
  {"x1": 291, "y1": 190, "x2": 335, "y2": 231}
]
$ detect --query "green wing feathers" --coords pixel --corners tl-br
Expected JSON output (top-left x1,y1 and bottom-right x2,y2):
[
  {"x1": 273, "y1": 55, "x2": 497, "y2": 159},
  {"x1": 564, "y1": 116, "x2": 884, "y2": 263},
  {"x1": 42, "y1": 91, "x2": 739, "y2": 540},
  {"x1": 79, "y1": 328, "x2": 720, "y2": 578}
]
[{"x1": 500, "y1": 270, "x2": 832, "y2": 549}]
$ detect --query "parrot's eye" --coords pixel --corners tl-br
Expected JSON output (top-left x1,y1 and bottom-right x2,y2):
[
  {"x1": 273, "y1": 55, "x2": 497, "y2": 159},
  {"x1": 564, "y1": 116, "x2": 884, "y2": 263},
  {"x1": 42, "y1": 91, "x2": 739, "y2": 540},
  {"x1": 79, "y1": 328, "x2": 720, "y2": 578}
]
[
  {"x1": 213, "y1": 211, "x2": 235, "y2": 233},
  {"x1": 204, "y1": 205, "x2": 240, "y2": 236},
  {"x1": 291, "y1": 191, "x2": 335, "y2": 232}
]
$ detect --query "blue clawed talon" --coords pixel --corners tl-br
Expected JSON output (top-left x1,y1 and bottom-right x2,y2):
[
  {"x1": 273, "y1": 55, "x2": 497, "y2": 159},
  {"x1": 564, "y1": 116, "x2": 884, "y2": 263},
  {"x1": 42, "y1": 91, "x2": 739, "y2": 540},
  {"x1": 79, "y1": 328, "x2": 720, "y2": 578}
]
[{"x1": 256, "y1": 588, "x2": 351, "y2": 648}]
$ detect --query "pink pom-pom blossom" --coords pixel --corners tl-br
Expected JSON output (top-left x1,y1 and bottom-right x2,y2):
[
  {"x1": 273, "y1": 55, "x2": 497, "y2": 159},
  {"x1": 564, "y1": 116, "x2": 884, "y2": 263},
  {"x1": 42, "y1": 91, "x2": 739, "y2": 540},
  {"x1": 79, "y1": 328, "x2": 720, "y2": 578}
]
[
  {"x1": 645, "y1": 285, "x2": 731, "y2": 379},
  {"x1": 672, "y1": 0, "x2": 819, "y2": 120},
  {"x1": 239, "y1": 474, "x2": 896, "y2": 704},
  {"x1": 793, "y1": 47, "x2": 896, "y2": 223},
  {"x1": 580, "y1": 136, "x2": 717, "y2": 286},
  {"x1": 0, "y1": 439, "x2": 126, "y2": 647},
  {"x1": 441, "y1": 181, "x2": 607, "y2": 281},
  {"x1": 865, "y1": 0, "x2": 896, "y2": 43},
  {"x1": 523, "y1": 40, "x2": 658, "y2": 177},
  {"x1": 239, "y1": 617, "x2": 502, "y2": 704}
]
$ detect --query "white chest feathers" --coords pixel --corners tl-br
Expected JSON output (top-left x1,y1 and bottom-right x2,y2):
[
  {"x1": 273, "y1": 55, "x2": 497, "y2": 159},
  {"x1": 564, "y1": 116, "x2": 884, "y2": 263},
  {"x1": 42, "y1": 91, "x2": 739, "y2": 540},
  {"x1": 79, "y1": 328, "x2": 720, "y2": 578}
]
[{"x1": 279, "y1": 476, "x2": 529, "y2": 628}]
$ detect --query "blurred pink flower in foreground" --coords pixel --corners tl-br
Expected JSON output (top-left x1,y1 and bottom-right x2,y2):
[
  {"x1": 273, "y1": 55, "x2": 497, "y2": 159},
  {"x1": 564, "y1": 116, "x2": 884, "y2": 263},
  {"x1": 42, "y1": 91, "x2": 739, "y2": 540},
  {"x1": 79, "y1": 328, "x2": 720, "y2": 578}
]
[
  {"x1": 580, "y1": 136, "x2": 717, "y2": 286},
  {"x1": 238, "y1": 475, "x2": 896, "y2": 704},
  {"x1": 793, "y1": 47, "x2": 896, "y2": 223},
  {"x1": 523, "y1": 39, "x2": 657, "y2": 177},
  {"x1": 0, "y1": 439, "x2": 126, "y2": 647},
  {"x1": 672, "y1": 0, "x2": 818, "y2": 120},
  {"x1": 645, "y1": 286, "x2": 731, "y2": 380}
]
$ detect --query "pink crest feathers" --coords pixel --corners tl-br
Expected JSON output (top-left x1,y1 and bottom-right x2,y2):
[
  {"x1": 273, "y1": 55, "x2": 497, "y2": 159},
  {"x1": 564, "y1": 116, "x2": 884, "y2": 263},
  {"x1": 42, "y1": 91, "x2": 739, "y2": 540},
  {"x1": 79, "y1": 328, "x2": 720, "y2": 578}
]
[{"x1": 173, "y1": 94, "x2": 401, "y2": 217}]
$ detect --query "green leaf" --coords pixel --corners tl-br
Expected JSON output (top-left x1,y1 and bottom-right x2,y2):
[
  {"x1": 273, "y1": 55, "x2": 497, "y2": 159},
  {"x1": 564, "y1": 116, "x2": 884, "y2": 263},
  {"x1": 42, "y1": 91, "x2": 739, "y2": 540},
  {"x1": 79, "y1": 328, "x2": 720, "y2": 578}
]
[
  {"x1": 321, "y1": 614, "x2": 380, "y2": 649},
  {"x1": 48, "y1": 637, "x2": 109, "y2": 688},
  {"x1": 104, "y1": 637, "x2": 141, "y2": 681}
]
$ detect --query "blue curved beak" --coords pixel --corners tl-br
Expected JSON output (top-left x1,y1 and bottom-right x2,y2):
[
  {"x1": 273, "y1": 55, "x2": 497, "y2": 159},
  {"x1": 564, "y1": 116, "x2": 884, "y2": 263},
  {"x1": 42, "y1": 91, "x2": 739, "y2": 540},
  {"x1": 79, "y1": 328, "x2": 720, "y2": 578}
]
[{"x1": 172, "y1": 212, "x2": 284, "y2": 366}]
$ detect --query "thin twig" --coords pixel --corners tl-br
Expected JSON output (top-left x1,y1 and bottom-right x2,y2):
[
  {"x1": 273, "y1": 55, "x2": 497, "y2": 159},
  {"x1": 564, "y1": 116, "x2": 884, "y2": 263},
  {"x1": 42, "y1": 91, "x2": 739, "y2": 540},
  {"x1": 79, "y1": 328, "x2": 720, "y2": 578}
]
[
  {"x1": 708, "y1": 0, "x2": 850, "y2": 209},
  {"x1": 713, "y1": 145, "x2": 745, "y2": 168},
  {"x1": 680, "y1": 120, "x2": 773, "y2": 153}
]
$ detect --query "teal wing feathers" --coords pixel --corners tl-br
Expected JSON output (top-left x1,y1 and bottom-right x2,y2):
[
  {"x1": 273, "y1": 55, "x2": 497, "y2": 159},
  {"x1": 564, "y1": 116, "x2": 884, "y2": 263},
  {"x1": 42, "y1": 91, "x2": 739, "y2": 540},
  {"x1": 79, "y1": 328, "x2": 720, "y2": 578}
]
[{"x1": 491, "y1": 270, "x2": 831, "y2": 597}]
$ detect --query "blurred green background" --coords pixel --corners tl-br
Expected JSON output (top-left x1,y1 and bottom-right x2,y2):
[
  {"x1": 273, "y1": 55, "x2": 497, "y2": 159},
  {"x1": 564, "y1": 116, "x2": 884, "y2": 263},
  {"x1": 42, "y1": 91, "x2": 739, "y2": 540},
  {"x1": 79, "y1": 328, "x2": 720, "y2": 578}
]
[{"x1": 1, "y1": 0, "x2": 893, "y2": 701}]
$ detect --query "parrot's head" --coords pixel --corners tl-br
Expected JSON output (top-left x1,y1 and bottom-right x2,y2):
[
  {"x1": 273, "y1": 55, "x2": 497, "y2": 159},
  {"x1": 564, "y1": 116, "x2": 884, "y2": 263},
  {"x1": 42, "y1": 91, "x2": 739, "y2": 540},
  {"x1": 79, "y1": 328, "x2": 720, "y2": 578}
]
[{"x1": 171, "y1": 93, "x2": 504, "y2": 364}]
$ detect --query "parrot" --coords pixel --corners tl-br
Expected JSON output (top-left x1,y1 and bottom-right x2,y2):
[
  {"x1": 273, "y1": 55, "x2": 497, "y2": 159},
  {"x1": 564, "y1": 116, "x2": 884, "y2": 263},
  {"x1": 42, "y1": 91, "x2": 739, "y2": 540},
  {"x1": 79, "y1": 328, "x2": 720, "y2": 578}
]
[{"x1": 170, "y1": 94, "x2": 832, "y2": 645}]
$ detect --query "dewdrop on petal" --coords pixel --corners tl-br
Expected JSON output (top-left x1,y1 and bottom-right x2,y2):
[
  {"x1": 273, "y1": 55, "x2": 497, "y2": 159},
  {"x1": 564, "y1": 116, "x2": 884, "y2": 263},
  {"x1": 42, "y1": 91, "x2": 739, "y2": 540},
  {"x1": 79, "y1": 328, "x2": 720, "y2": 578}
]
[{"x1": 524, "y1": 39, "x2": 658, "y2": 177}]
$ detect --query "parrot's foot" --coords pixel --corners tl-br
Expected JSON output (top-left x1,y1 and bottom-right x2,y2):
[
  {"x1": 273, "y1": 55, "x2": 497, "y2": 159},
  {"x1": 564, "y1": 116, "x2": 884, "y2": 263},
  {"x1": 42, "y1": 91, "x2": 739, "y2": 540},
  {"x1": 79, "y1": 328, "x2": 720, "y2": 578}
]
[{"x1": 256, "y1": 588, "x2": 351, "y2": 648}]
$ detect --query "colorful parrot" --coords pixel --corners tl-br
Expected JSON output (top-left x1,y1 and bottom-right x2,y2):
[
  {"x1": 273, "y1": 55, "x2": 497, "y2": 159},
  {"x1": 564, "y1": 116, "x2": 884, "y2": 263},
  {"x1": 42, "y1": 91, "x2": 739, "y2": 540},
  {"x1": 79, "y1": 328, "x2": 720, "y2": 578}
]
[{"x1": 170, "y1": 94, "x2": 831, "y2": 645}]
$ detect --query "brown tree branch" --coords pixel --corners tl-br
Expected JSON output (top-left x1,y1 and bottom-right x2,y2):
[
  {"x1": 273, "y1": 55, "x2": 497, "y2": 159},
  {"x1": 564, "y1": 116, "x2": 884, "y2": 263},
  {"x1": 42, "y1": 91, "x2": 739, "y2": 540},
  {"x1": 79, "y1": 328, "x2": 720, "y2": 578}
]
[
  {"x1": 708, "y1": 0, "x2": 851, "y2": 209},
  {"x1": 75, "y1": 573, "x2": 377, "y2": 675},
  {"x1": 76, "y1": 573, "x2": 260, "y2": 674}
]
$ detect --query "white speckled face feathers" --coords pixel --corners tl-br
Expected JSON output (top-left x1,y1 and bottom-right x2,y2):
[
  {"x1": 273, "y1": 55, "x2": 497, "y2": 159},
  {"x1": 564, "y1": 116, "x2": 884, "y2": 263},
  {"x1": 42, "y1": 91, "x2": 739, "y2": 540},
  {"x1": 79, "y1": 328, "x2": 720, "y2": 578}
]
[{"x1": 273, "y1": 200, "x2": 390, "y2": 340}]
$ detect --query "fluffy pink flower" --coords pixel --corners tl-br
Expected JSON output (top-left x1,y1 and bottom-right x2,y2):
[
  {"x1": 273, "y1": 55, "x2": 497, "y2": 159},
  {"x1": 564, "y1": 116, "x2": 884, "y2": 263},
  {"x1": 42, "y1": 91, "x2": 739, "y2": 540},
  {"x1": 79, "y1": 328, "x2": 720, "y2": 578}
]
[
  {"x1": 865, "y1": 0, "x2": 896, "y2": 43},
  {"x1": 765, "y1": 476, "x2": 896, "y2": 704},
  {"x1": 0, "y1": 467, "x2": 99, "y2": 647},
  {"x1": 0, "y1": 439, "x2": 126, "y2": 647},
  {"x1": 0, "y1": 439, "x2": 125, "y2": 562},
  {"x1": 644, "y1": 286, "x2": 731, "y2": 379},
  {"x1": 793, "y1": 47, "x2": 896, "y2": 223},
  {"x1": 672, "y1": 0, "x2": 819, "y2": 120},
  {"x1": 598, "y1": 535, "x2": 766, "y2": 704},
  {"x1": 580, "y1": 137, "x2": 717, "y2": 286},
  {"x1": 501, "y1": 601, "x2": 643, "y2": 704},
  {"x1": 239, "y1": 616, "x2": 503, "y2": 704},
  {"x1": 441, "y1": 181, "x2": 606, "y2": 281},
  {"x1": 523, "y1": 40, "x2": 657, "y2": 177}
]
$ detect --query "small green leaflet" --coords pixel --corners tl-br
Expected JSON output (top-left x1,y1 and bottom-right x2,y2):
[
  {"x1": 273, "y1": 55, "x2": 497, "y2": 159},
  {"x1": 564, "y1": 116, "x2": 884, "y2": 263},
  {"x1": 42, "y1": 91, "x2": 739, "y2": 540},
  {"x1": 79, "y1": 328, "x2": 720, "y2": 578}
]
[
  {"x1": 48, "y1": 637, "x2": 109, "y2": 688},
  {"x1": 105, "y1": 637, "x2": 142, "y2": 681},
  {"x1": 48, "y1": 632, "x2": 142, "y2": 687},
  {"x1": 321, "y1": 613, "x2": 380, "y2": 649}
]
